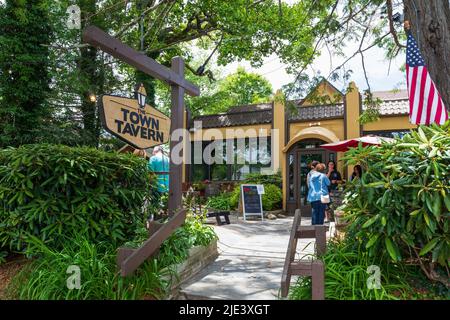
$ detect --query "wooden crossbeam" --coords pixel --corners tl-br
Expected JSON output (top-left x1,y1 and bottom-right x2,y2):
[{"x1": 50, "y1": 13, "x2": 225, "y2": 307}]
[
  {"x1": 82, "y1": 26, "x2": 200, "y2": 97},
  {"x1": 117, "y1": 209, "x2": 187, "y2": 276}
]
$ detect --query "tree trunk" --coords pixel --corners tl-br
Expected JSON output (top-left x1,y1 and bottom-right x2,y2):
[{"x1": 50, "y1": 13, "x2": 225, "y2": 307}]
[
  {"x1": 403, "y1": 0, "x2": 450, "y2": 110},
  {"x1": 78, "y1": 0, "x2": 102, "y2": 147}
]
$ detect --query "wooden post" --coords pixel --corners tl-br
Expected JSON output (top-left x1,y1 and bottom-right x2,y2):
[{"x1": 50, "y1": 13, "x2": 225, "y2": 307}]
[
  {"x1": 281, "y1": 209, "x2": 327, "y2": 299},
  {"x1": 81, "y1": 26, "x2": 200, "y2": 276},
  {"x1": 281, "y1": 209, "x2": 302, "y2": 297},
  {"x1": 311, "y1": 260, "x2": 325, "y2": 300},
  {"x1": 315, "y1": 225, "x2": 327, "y2": 256},
  {"x1": 119, "y1": 209, "x2": 187, "y2": 276},
  {"x1": 168, "y1": 57, "x2": 185, "y2": 216}
]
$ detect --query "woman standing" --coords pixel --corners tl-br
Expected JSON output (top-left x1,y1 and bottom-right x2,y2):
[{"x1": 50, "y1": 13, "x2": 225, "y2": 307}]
[
  {"x1": 350, "y1": 165, "x2": 363, "y2": 181},
  {"x1": 307, "y1": 163, "x2": 330, "y2": 225},
  {"x1": 325, "y1": 160, "x2": 342, "y2": 222},
  {"x1": 326, "y1": 160, "x2": 342, "y2": 191}
]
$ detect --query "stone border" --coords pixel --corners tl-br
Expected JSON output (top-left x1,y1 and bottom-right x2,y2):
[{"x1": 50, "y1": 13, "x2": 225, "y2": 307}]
[{"x1": 165, "y1": 239, "x2": 218, "y2": 299}]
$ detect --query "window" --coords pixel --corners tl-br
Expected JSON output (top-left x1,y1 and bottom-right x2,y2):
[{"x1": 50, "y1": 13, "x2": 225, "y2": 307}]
[
  {"x1": 288, "y1": 153, "x2": 294, "y2": 200},
  {"x1": 190, "y1": 136, "x2": 272, "y2": 182}
]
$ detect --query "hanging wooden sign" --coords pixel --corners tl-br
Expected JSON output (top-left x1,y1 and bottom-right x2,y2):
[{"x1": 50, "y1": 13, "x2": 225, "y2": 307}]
[{"x1": 99, "y1": 84, "x2": 170, "y2": 149}]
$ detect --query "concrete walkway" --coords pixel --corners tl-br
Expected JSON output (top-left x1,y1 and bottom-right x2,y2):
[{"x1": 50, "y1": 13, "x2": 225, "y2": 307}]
[{"x1": 178, "y1": 215, "x2": 333, "y2": 300}]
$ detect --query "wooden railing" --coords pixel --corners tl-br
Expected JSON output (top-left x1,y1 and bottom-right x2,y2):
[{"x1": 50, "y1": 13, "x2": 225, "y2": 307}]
[
  {"x1": 281, "y1": 209, "x2": 327, "y2": 300},
  {"x1": 116, "y1": 209, "x2": 187, "y2": 276}
]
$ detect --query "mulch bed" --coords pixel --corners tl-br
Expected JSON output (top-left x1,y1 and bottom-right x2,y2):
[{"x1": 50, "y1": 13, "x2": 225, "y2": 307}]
[{"x1": 0, "y1": 255, "x2": 29, "y2": 300}]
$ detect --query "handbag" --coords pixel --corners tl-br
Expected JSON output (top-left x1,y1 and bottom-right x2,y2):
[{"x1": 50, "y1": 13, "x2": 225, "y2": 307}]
[{"x1": 320, "y1": 176, "x2": 330, "y2": 204}]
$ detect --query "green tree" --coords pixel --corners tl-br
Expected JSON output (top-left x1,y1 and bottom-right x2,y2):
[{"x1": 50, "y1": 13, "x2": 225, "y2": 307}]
[
  {"x1": 218, "y1": 67, "x2": 273, "y2": 108},
  {"x1": 282, "y1": 1, "x2": 450, "y2": 121},
  {"x1": 103, "y1": 0, "x2": 332, "y2": 114},
  {"x1": 155, "y1": 65, "x2": 273, "y2": 116},
  {"x1": 0, "y1": 0, "x2": 52, "y2": 148},
  {"x1": 28, "y1": 0, "x2": 333, "y2": 146}
]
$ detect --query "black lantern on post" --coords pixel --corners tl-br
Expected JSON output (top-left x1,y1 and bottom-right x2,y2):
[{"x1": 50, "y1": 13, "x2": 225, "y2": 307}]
[{"x1": 135, "y1": 83, "x2": 147, "y2": 110}]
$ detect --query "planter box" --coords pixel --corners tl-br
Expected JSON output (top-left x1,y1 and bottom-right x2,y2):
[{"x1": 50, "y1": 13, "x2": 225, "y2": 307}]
[{"x1": 164, "y1": 239, "x2": 218, "y2": 298}]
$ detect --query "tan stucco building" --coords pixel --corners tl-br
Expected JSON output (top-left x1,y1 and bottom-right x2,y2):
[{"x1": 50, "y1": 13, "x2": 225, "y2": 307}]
[{"x1": 181, "y1": 80, "x2": 416, "y2": 214}]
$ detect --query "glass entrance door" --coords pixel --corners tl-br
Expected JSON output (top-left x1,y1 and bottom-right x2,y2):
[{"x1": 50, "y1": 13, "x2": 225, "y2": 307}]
[
  {"x1": 298, "y1": 151, "x2": 325, "y2": 214},
  {"x1": 285, "y1": 139, "x2": 337, "y2": 215}
]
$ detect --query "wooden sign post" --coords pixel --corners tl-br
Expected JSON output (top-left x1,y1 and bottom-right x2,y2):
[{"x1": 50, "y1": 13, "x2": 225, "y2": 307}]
[
  {"x1": 82, "y1": 26, "x2": 200, "y2": 276},
  {"x1": 83, "y1": 25, "x2": 199, "y2": 216}
]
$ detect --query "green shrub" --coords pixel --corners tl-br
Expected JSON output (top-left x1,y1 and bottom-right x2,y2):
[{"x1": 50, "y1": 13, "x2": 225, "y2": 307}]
[
  {"x1": 158, "y1": 213, "x2": 218, "y2": 266},
  {"x1": 206, "y1": 193, "x2": 232, "y2": 210},
  {"x1": 229, "y1": 183, "x2": 282, "y2": 211},
  {"x1": 288, "y1": 238, "x2": 444, "y2": 300},
  {"x1": 244, "y1": 172, "x2": 282, "y2": 187},
  {"x1": 6, "y1": 214, "x2": 218, "y2": 300},
  {"x1": 261, "y1": 184, "x2": 282, "y2": 211},
  {"x1": 230, "y1": 185, "x2": 241, "y2": 209},
  {"x1": 341, "y1": 122, "x2": 450, "y2": 285},
  {"x1": 6, "y1": 234, "x2": 170, "y2": 300},
  {"x1": 0, "y1": 144, "x2": 155, "y2": 252}
]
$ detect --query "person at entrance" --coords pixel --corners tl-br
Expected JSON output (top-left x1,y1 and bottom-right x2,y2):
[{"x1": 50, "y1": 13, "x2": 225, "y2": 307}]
[
  {"x1": 350, "y1": 164, "x2": 363, "y2": 181},
  {"x1": 307, "y1": 163, "x2": 330, "y2": 225},
  {"x1": 326, "y1": 160, "x2": 342, "y2": 191},
  {"x1": 148, "y1": 146, "x2": 169, "y2": 211},
  {"x1": 305, "y1": 160, "x2": 319, "y2": 207},
  {"x1": 325, "y1": 160, "x2": 342, "y2": 222}
]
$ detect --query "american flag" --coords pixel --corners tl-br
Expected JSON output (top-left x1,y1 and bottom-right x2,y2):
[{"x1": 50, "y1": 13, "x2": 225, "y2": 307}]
[{"x1": 406, "y1": 32, "x2": 448, "y2": 125}]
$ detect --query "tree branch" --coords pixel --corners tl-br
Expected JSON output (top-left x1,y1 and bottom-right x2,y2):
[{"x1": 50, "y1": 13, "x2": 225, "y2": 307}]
[
  {"x1": 114, "y1": 0, "x2": 170, "y2": 38},
  {"x1": 286, "y1": 0, "x2": 340, "y2": 98},
  {"x1": 386, "y1": 0, "x2": 406, "y2": 49}
]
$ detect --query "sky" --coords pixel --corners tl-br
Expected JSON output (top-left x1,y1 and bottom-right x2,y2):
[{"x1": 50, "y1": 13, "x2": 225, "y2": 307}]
[
  {"x1": 224, "y1": 35, "x2": 407, "y2": 96},
  {"x1": 222, "y1": 0, "x2": 407, "y2": 95}
]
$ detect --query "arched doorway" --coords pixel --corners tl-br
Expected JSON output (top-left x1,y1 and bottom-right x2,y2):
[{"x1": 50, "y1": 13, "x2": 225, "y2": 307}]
[{"x1": 285, "y1": 138, "x2": 336, "y2": 215}]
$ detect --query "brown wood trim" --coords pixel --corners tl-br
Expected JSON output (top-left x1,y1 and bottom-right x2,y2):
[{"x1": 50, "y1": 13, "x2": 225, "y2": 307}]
[
  {"x1": 377, "y1": 113, "x2": 410, "y2": 118},
  {"x1": 287, "y1": 116, "x2": 345, "y2": 124},
  {"x1": 193, "y1": 108, "x2": 272, "y2": 119}
]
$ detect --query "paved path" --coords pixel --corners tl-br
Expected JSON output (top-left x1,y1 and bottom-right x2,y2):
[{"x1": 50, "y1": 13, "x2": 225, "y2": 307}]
[{"x1": 179, "y1": 215, "x2": 333, "y2": 300}]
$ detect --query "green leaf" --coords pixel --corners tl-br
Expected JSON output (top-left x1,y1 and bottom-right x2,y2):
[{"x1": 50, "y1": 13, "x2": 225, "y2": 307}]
[
  {"x1": 362, "y1": 215, "x2": 378, "y2": 228},
  {"x1": 443, "y1": 195, "x2": 450, "y2": 212},
  {"x1": 418, "y1": 127, "x2": 428, "y2": 143},
  {"x1": 419, "y1": 238, "x2": 440, "y2": 256},
  {"x1": 366, "y1": 234, "x2": 379, "y2": 249},
  {"x1": 385, "y1": 238, "x2": 400, "y2": 261},
  {"x1": 431, "y1": 193, "x2": 441, "y2": 219},
  {"x1": 365, "y1": 181, "x2": 385, "y2": 188},
  {"x1": 428, "y1": 147, "x2": 438, "y2": 158}
]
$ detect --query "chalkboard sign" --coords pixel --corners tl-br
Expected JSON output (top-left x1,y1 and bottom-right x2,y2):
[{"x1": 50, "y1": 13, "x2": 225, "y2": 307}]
[{"x1": 240, "y1": 184, "x2": 264, "y2": 221}]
